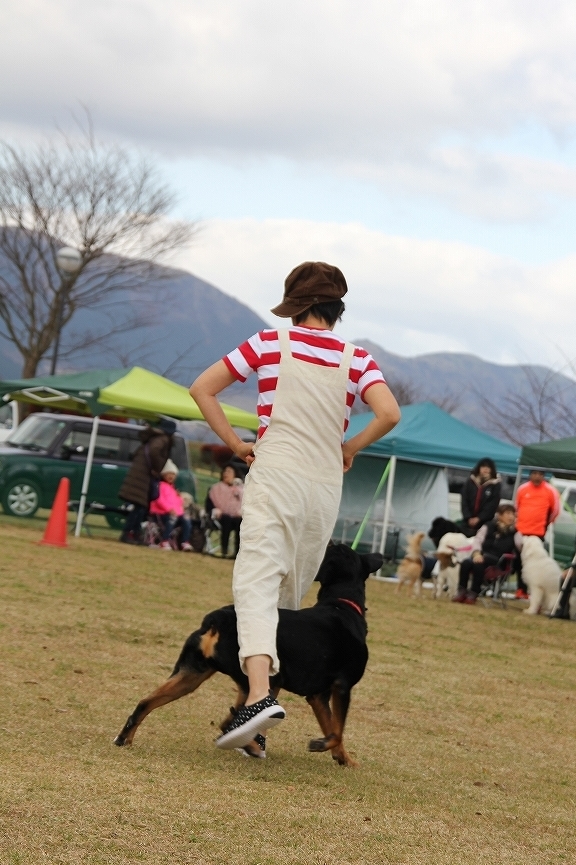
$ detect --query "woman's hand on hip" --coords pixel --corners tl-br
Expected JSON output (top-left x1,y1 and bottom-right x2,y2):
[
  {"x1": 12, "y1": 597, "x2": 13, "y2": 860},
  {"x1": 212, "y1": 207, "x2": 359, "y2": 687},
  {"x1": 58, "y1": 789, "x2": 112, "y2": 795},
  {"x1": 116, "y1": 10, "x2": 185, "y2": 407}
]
[
  {"x1": 342, "y1": 443, "x2": 355, "y2": 473},
  {"x1": 235, "y1": 441, "x2": 255, "y2": 465}
]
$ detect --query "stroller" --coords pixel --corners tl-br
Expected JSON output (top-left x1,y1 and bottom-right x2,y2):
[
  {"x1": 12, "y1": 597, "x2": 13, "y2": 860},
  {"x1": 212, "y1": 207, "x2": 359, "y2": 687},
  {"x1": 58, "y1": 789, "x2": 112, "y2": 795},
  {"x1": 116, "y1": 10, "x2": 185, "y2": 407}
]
[{"x1": 143, "y1": 514, "x2": 181, "y2": 549}]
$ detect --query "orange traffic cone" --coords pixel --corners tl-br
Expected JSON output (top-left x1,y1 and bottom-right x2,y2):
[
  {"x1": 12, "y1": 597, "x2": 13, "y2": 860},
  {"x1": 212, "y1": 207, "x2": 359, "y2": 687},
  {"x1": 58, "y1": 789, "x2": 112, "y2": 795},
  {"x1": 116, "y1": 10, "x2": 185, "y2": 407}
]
[{"x1": 40, "y1": 477, "x2": 70, "y2": 548}]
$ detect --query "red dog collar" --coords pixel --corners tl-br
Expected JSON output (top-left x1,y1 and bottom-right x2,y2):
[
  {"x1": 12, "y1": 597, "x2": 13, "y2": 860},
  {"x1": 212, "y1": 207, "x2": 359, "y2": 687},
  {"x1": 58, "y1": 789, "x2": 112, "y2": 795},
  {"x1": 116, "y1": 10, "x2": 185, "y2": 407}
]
[{"x1": 337, "y1": 598, "x2": 364, "y2": 617}]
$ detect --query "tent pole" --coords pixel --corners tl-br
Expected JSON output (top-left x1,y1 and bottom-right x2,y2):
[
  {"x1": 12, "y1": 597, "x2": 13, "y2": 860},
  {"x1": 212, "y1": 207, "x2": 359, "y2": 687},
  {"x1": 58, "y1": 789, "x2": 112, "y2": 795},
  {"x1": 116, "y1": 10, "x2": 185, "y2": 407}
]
[
  {"x1": 547, "y1": 521, "x2": 555, "y2": 561},
  {"x1": 351, "y1": 460, "x2": 391, "y2": 551},
  {"x1": 377, "y1": 455, "x2": 397, "y2": 574},
  {"x1": 75, "y1": 415, "x2": 100, "y2": 538},
  {"x1": 513, "y1": 465, "x2": 523, "y2": 499}
]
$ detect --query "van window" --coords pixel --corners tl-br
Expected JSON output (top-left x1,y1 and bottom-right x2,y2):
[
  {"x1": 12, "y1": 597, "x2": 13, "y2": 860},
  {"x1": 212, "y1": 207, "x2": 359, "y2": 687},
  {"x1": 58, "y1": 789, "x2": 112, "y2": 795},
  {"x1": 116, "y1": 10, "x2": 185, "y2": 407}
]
[
  {"x1": 125, "y1": 436, "x2": 142, "y2": 461},
  {"x1": 0, "y1": 402, "x2": 14, "y2": 430},
  {"x1": 566, "y1": 490, "x2": 576, "y2": 513},
  {"x1": 62, "y1": 427, "x2": 123, "y2": 461},
  {"x1": 8, "y1": 415, "x2": 66, "y2": 450}
]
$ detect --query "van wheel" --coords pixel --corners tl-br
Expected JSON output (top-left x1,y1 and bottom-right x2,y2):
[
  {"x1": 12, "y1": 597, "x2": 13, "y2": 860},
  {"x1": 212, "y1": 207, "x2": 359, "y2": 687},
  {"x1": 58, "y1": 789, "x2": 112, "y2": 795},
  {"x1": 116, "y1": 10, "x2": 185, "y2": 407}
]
[{"x1": 2, "y1": 479, "x2": 41, "y2": 517}]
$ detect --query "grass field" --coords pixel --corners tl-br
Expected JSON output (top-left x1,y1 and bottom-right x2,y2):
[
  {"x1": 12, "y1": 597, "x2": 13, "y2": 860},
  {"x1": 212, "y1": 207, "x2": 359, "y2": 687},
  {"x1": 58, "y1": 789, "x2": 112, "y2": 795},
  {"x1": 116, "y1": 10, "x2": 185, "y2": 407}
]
[{"x1": 1, "y1": 517, "x2": 576, "y2": 864}]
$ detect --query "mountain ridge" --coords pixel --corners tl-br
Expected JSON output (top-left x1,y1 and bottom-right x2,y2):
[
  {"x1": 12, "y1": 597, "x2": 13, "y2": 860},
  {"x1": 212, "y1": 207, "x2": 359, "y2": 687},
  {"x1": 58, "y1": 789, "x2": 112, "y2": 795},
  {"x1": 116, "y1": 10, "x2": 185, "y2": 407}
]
[{"x1": 0, "y1": 250, "x2": 573, "y2": 444}]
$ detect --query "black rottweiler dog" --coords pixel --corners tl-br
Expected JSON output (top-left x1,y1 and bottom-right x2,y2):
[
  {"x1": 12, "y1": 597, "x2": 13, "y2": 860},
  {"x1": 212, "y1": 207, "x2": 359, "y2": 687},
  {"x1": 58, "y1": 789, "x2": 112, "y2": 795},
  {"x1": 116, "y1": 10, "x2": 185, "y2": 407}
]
[{"x1": 115, "y1": 544, "x2": 383, "y2": 766}]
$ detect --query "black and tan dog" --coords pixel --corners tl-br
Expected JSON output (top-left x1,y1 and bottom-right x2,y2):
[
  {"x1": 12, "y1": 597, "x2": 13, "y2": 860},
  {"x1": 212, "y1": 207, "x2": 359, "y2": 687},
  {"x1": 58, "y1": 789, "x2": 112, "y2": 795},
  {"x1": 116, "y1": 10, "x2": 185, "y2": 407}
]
[{"x1": 115, "y1": 544, "x2": 383, "y2": 767}]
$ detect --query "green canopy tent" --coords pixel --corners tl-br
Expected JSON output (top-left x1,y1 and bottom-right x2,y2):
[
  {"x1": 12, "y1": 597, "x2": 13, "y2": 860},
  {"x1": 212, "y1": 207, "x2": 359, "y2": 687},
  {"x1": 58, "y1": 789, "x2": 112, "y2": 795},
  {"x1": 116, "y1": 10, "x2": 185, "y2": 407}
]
[
  {"x1": 342, "y1": 402, "x2": 521, "y2": 557},
  {"x1": 517, "y1": 437, "x2": 576, "y2": 566},
  {"x1": 519, "y1": 437, "x2": 576, "y2": 475},
  {"x1": 0, "y1": 367, "x2": 258, "y2": 535}
]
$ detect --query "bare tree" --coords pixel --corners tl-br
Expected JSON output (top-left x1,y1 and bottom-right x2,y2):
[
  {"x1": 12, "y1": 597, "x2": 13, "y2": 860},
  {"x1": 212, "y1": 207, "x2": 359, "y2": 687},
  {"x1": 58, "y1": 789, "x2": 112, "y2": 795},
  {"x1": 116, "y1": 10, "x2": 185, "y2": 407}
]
[
  {"x1": 385, "y1": 374, "x2": 421, "y2": 407},
  {"x1": 479, "y1": 364, "x2": 576, "y2": 446},
  {"x1": 102, "y1": 337, "x2": 203, "y2": 381},
  {"x1": 431, "y1": 390, "x2": 462, "y2": 414},
  {"x1": 384, "y1": 373, "x2": 461, "y2": 413},
  {"x1": 0, "y1": 116, "x2": 195, "y2": 377}
]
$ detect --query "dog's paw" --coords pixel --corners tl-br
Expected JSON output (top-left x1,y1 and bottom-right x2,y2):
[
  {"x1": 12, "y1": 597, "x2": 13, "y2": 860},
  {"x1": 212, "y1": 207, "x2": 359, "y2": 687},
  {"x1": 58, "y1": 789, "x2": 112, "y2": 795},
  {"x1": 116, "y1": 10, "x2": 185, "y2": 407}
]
[
  {"x1": 332, "y1": 751, "x2": 358, "y2": 768},
  {"x1": 308, "y1": 737, "x2": 330, "y2": 752}
]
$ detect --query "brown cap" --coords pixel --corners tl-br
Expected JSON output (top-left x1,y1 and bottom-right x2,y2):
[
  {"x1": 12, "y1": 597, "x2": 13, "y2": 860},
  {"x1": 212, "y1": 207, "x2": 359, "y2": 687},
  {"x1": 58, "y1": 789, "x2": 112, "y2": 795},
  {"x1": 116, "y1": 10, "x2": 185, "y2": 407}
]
[{"x1": 270, "y1": 261, "x2": 348, "y2": 318}]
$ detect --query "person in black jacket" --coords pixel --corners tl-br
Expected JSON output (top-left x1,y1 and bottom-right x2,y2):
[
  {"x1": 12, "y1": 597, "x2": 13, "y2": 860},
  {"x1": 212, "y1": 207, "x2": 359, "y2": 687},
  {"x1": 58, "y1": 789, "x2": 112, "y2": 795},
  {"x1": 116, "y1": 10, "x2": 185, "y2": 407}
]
[
  {"x1": 452, "y1": 503, "x2": 516, "y2": 604},
  {"x1": 118, "y1": 418, "x2": 176, "y2": 544},
  {"x1": 459, "y1": 457, "x2": 501, "y2": 537}
]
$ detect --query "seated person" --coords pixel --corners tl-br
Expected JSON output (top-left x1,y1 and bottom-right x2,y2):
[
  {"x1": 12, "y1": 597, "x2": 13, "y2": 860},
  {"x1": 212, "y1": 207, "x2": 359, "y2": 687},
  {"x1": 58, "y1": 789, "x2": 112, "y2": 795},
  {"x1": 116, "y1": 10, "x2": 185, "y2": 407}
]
[
  {"x1": 206, "y1": 464, "x2": 244, "y2": 558},
  {"x1": 149, "y1": 459, "x2": 193, "y2": 551},
  {"x1": 452, "y1": 503, "x2": 516, "y2": 604}
]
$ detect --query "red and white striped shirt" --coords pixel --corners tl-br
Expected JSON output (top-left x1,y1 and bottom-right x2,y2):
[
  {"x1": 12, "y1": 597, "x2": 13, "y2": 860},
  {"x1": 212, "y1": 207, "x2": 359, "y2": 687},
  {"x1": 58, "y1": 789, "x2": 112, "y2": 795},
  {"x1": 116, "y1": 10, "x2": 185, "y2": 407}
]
[{"x1": 223, "y1": 326, "x2": 386, "y2": 438}]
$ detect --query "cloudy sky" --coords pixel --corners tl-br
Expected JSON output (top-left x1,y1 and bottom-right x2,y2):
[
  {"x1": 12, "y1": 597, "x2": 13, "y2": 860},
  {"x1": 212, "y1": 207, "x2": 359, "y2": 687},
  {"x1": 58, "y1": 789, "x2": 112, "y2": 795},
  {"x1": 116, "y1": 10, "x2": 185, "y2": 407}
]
[{"x1": 2, "y1": 0, "x2": 576, "y2": 367}]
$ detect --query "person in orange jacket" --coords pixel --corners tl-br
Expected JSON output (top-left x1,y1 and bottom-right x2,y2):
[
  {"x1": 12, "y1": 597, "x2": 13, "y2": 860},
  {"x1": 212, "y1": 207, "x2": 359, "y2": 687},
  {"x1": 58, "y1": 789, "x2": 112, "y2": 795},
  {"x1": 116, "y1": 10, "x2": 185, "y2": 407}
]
[{"x1": 514, "y1": 470, "x2": 560, "y2": 599}]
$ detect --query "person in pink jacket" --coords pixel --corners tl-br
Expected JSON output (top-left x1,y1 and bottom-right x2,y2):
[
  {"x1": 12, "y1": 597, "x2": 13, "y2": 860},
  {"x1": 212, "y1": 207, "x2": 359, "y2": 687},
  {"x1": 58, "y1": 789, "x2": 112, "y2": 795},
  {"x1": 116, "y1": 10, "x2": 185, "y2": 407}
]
[
  {"x1": 206, "y1": 464, "x2": 244, "y2": 558},
  {"x1": 149, "y1": 460, "x2": 193, "y2": 551}
]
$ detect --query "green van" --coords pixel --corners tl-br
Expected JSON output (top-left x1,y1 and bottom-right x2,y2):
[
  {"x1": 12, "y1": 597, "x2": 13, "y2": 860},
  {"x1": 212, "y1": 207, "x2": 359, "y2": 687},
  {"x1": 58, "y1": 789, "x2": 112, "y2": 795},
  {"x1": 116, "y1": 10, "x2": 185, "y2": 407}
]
[{"x1": 0, "y1": 413, "x2": 196, "y2": 523}]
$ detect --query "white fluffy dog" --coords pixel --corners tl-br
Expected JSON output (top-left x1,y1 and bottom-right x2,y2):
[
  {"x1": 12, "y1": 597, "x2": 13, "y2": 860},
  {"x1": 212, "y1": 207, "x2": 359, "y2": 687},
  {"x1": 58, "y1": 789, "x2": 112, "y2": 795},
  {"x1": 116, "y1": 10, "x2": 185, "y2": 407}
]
[
  {"x1": 520, "y1": 535, "x2": 562, "y2": 615},
  {"x1": 433, "y1": 533, "x2": 473, "y2": 599}
]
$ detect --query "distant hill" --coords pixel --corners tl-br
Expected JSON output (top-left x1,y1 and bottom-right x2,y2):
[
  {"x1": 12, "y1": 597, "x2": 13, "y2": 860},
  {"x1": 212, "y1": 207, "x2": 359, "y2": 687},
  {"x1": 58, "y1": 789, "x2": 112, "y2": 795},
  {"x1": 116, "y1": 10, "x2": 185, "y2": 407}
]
[{"x1": 1, "y1": 244, "x2": 574, "y2": 445}]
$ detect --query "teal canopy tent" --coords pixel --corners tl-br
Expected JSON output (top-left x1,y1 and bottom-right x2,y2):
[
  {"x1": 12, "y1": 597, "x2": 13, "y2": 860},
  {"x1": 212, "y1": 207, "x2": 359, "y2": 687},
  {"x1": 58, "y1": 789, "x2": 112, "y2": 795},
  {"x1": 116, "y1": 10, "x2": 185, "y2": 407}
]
[
  {"x1": 341, "y1": 403, "x2": 521, "y2": 557},
  {"x1": 348, "y1": 402, "x2": 520, "y2": 473}
]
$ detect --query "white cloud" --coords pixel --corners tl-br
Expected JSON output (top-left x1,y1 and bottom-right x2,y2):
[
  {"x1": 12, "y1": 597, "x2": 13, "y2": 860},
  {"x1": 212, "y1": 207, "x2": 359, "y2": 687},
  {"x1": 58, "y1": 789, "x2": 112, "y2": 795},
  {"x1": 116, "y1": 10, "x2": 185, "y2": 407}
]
[
  {"x1": 171, "y1": 217, "x2": 576, "y2": 365},
  {"x1": 351, "y1": 148, "x2": 576, "y2": 220},
  {"x1": 3, "y1": 1, "x2": 576, "y2": 219}
]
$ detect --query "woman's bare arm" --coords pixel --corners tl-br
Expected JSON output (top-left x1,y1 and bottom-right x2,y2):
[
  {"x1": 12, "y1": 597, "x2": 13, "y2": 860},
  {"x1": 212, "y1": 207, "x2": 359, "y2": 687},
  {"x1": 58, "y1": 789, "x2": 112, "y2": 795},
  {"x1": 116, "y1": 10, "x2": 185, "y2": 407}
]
[
  {"x1": 341, "y1": 383, "x2": 400, "y2": 472},
  {"x1": 190, "y1": 361, "x2": 255, "y2": 464}
]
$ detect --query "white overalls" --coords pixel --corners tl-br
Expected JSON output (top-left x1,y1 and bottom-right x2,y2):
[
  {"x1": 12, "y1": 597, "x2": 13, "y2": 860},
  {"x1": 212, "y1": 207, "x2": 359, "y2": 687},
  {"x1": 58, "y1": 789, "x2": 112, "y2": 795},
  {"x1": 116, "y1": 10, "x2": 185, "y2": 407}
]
[{"x1": 233, "y1": 328, "x2": 354, "y2": 674}]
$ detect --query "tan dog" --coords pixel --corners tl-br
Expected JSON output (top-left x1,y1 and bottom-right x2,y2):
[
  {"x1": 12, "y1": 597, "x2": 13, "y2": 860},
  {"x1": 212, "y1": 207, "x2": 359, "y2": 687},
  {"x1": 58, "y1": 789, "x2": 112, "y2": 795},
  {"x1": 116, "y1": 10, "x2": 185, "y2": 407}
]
[
  {"x1": 433, "y1": 532, "x2": 473, "y2": 599},
  {"x1": 395, "y1": 532, "x2": 426, "y2": 597},
  {"x1": 520, "y1": 535, "x2": 562, "y2": 615}
]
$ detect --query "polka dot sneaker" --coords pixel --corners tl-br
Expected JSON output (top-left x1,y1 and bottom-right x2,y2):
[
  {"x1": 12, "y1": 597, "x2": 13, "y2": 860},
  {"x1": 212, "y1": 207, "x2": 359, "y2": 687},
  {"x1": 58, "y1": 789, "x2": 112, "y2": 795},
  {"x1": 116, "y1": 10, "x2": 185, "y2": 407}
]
[{"x1": 216, "y1": 694, "x2": 285, "y2": 749}]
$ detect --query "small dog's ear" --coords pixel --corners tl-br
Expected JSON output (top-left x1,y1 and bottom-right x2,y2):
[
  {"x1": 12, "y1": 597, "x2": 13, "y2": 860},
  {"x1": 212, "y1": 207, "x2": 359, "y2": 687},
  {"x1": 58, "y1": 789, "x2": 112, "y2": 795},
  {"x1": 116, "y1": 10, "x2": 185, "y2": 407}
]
[{"x1": 361, "y1": 552, "x2": 383, "y2": 577}]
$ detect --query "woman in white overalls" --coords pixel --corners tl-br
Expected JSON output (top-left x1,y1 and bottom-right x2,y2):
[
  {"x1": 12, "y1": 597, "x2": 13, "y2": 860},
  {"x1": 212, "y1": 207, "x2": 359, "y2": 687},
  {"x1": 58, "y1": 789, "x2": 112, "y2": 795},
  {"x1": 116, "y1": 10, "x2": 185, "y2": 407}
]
[{"x1": 190, "y1": 262, "x2": 400, "y2": 751}]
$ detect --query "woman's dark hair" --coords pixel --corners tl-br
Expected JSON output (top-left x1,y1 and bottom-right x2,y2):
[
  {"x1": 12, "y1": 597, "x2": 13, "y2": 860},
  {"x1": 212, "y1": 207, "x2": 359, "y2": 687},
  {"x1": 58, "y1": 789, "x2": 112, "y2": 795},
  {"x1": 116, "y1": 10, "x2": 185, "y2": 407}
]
[
  {"x1": 472, "y1": 457, "x2": 497, "y2": 479},
  {"x1": 293, "y1": 300, "x2": 345, "y2": 327},
  {"x1": 221, "y1": 463, "x2": 239, "y2": 480},
  {"x1": 497, "y1": 503, "x2": 515, "y2": 516}
]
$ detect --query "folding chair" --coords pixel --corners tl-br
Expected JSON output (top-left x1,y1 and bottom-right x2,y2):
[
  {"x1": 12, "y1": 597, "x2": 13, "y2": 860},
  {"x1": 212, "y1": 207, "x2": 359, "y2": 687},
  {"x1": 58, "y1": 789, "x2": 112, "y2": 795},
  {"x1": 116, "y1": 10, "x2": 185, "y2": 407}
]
[
  {"x1": 202, "y1": 511, "x2": 223, "y2": 557},
  {"x1": 479, "y1": 553, "x2": 516, "y2": 609}
]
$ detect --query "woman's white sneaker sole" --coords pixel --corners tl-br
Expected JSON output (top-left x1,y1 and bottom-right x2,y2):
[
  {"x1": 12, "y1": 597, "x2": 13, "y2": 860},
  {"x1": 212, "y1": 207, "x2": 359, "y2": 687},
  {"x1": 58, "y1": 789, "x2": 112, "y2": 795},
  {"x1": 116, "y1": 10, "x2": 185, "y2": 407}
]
[{"x1": 216, "y1": 704, "x2": 285, "y2": 750}]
